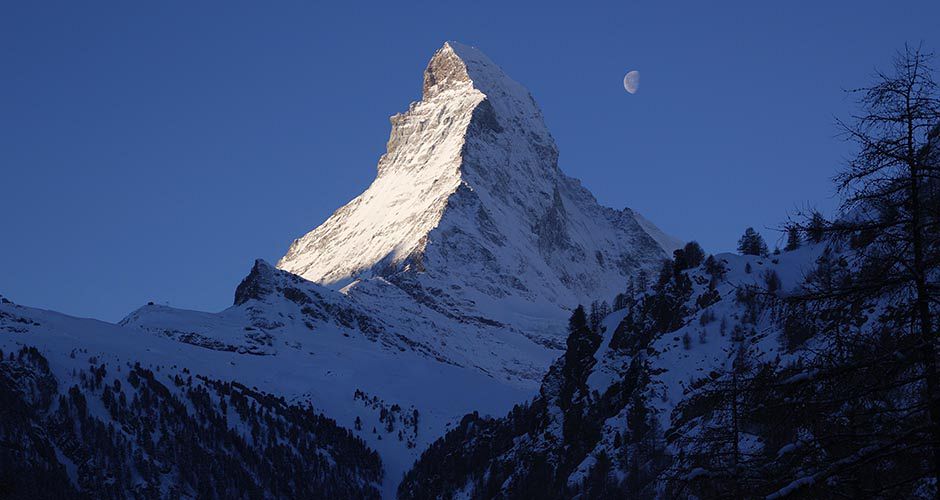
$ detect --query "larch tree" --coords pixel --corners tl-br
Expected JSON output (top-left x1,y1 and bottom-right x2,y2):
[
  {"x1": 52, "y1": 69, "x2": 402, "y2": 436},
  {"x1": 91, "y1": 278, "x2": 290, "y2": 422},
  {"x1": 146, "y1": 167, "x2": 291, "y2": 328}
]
[{"x1": 791, "y1": 44, "x2": 940, "y2": 492}]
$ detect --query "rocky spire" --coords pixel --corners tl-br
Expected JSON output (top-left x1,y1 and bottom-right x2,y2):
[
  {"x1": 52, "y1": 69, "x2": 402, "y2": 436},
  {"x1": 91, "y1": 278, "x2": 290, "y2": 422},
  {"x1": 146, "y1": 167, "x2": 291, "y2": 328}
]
[{"x1": 422, "y1": 42, "x2": 473, "y2": 99}]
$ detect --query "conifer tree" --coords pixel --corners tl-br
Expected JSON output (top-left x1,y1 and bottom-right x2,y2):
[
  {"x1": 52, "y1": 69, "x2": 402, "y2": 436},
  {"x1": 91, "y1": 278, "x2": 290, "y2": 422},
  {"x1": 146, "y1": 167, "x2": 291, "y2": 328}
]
[
  {"x1": 784, "y1": 225, "x2": 801, "y2": 251},
  {"x1": 807, "y1": 212, "x2": 827, "y2": 243},
  {"x1": 737, "y1": 227, "x2": 769, "y2": 256}
]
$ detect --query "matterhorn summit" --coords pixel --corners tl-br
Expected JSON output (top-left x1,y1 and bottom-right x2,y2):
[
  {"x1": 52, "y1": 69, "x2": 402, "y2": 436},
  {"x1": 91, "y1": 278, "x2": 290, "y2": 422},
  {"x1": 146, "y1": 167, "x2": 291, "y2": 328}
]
[
  {"x1": 279, "y1": 41, "x2": 678, "y2": 342},
  {"x1": 120, "y1": 41, "x2": 678, "y2": 387}
]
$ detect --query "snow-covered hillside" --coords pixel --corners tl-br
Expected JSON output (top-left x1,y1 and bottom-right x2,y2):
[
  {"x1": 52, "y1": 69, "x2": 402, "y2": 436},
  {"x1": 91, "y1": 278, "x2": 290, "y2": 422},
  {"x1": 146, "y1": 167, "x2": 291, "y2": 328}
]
[
  {"x1": 398, "y1": 243, "x2": 832, "y2": 498},
  {"x1": 0, "y1": 289, "x2": 530, "y2": 498},
  {"x1": 400, "y1": 203, "x2": 940, "y2": 499}
]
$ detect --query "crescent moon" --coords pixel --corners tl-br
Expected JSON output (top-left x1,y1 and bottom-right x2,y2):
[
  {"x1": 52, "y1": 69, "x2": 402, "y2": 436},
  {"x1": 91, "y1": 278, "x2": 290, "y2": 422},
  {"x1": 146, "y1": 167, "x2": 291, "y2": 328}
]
[{"x1": 623, "y1": 70, "x2": 640, "y2": 94}]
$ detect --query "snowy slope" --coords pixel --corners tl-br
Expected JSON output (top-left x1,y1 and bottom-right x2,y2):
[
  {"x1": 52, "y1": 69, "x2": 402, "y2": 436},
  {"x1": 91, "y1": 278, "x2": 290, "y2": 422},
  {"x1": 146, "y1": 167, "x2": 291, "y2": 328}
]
[
  {"x1": 1, "y1": 291, "x2": 529, "y2": 498},
  {"x1": 593, "y1": 248, "x2": 823, "y2": 430},
  {"x1": 398, "y1": 243, "x2": 833, "y2": 498}
]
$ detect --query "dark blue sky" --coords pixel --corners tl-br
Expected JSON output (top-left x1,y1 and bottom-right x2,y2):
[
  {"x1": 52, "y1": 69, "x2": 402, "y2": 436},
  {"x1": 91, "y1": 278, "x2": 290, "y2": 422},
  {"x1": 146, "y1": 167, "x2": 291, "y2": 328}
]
[{"x1": 3, "y1": 1, "x2": 938, "y2": 321}]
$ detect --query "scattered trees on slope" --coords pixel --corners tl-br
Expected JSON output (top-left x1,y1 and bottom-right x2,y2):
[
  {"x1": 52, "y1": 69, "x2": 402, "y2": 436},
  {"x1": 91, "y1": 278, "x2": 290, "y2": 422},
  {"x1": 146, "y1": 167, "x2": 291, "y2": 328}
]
[{"x1": 0, "y1": 348, "x2": 383, "y2": 499}]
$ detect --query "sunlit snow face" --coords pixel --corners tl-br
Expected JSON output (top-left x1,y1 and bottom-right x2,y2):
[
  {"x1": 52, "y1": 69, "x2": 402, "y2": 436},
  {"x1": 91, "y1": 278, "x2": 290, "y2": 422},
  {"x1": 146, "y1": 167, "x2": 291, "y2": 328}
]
[{"x1": 623, "y1": 70, "x2": 640, "y2": 94}]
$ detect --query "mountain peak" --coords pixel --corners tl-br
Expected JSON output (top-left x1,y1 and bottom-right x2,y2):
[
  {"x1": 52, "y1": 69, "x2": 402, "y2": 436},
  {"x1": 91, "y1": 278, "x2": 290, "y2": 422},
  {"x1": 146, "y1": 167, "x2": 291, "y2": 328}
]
[
  {"x1": 422, "y1": 42, "x2": 533, "y2": 115},
  {"x1": 423, "y1": 41, "x2": 506, "y2": 99},
  {"x1": 279, "y1": 42, "x2": 539, "y2": 287},
  {"x1": 233, "y1": 259, "x2": 275, "y2": 306},
  {"x1": 278, "y1": 42, "x2": 676, "y2": 339},
  {"x1": 421, "y1": 42, "x2": 472, "y2": 99}
]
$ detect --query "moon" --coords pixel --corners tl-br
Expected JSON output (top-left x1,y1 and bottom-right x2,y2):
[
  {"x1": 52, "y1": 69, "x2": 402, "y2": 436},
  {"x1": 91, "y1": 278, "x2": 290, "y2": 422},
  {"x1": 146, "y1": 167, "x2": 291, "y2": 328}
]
[{"x1": 623, "y1": 70, "x2": 640, "y2": 94}]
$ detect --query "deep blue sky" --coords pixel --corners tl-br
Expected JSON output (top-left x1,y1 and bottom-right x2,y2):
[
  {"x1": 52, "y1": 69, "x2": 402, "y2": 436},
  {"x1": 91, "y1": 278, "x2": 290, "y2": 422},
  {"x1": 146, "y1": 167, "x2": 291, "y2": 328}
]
[{"x1": 3, "y1": 1, "x2": 938, "y2": 321}]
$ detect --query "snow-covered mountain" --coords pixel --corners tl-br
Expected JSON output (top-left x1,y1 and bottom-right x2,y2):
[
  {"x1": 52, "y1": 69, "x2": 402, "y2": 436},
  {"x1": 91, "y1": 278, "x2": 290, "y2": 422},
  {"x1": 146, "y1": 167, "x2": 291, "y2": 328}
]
[
  {"x1": 0, "y1": 42, "x2": 679, "y2": 498},
  {"x1": 123, "y1": 42, "x2": 677, "y2": 388},
  {"x1": 278, "y1": 41, "x2": 678, "y2": 344}
]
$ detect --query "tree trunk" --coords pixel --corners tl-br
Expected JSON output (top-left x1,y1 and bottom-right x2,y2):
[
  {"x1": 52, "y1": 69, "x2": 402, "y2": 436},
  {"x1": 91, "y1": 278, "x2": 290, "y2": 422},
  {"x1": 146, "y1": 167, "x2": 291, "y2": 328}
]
[{"x1": 732, "y1": 361, "x2": 742, "y2": 500}]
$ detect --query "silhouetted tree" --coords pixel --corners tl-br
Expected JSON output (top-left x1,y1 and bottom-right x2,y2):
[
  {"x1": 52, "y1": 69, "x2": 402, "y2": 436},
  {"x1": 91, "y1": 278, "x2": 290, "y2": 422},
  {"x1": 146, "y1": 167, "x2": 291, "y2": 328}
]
[
  {"x1": 807, "y1": 211, "x2": 827, "y2": 243},
  {"x1": 786, "y1": 44, "x2": 940, "y2": 495},
  {"x1": 737, "y1": 227, "x2": 769, "y2": 256},
  {"x1": 784, "y1": 225, "x2": 801, "y2": 251},
  {"x1": 675, "y1": 241, "x2": 706, "y2": 271}
]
